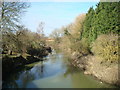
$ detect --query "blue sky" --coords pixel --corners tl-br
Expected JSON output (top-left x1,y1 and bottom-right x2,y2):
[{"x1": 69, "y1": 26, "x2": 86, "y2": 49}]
[{"x1": 21, "y1": 2, "x2": 98, "y2": 36}]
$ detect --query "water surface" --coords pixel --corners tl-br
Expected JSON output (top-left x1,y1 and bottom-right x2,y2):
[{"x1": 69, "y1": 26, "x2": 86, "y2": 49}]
[{"x1": 3, "y1": 52, "x2": 116, "y2": 88}]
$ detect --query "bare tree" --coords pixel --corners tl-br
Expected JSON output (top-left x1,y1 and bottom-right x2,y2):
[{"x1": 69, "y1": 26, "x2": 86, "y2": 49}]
[
  {"x1": 1, "y1": 0, "x2": 30, "y2": 54},
  {"x1": 1, "y1": 0, "x2": 30, "y2": 34},
  {"x1": 37, "y1": 22, "x2": 45, "y2": 37}
]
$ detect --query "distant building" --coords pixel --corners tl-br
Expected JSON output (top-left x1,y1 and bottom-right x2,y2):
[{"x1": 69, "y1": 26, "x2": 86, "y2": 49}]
[{"x1": 46, "y1": 38, "x2": 54, "y2": 42}]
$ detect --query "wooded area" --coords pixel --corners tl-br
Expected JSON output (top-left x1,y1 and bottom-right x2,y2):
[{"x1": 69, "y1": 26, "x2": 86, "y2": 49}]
[
  {"x1": 50, "y1": 2, "x2": 119, "y2": 62},
  {"x1": 1, "y1": 1, "x2": 120, "y2": 88}
]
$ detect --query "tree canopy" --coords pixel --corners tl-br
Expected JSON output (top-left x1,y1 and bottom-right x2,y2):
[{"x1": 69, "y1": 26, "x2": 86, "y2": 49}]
[{"x1": 82, "y1": 2, "x2": 119, "y2": 44}]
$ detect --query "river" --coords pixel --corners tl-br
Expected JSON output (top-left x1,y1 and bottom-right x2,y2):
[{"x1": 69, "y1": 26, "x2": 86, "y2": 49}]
[{"x1": 3, "y1": 51, "x2": 116, "y2": 88}]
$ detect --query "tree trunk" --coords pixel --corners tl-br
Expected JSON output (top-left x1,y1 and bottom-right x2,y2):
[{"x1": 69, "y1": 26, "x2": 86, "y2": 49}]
[{"x1": 8, "y1": 50, "x2": 12, "y2": 55}]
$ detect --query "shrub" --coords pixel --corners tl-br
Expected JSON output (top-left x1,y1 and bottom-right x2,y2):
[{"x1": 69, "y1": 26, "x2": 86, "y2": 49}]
[
  {"x1": 70, "y1": 38, "x2": 89, "y2": 56},
  {"x1": 91, "y1": 34, "x2": 118, "y2": 62}
]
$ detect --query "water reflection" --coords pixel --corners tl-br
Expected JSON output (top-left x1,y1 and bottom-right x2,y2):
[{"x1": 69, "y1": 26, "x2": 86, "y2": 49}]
[
  {"x1": 41, "y1": 61, "x2": 44, "y2": 73},
  {"x1": 30, "y1": 61, "x2": 45, "y2": 79},
  {"x1": 18, "y1": 71, "x2": 34, "y2": 88},
  {"x1": 3, "y1": 52, "x2": 117, "y2": 88}
]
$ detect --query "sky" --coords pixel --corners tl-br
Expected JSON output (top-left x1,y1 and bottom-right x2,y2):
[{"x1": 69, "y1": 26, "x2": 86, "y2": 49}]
[{"x1": 21, "y1": 2, "x2": 98, "y2": 36}]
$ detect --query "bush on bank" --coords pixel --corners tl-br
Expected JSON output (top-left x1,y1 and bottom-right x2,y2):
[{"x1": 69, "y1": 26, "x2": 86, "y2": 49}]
[
  {"x1": 70, "y1": 38, "x2": 90, "y2": 56},
  {"x1": 91, "y1": 34, "x2": 118, "y2": 62}
]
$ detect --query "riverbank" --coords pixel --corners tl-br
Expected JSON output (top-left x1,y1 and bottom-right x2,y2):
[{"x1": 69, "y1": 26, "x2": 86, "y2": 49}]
[
  {"x1": 2, "y1": 55, "x2": 43, "y2": 80},
  {"x1": 2, "y1": 47, "x2": 52, "y2": 80},
  {"x1": 71, "y1": 52, "x2": 120, "y2": 87}
]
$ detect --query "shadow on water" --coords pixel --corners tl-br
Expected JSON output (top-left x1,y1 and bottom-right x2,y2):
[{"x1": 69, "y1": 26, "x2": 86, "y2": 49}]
[{"x1": 3, "y1": 61, "x2": 44, "y2": 88}]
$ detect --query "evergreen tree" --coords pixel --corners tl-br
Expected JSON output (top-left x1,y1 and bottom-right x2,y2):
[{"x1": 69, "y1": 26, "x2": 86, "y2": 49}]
[
  {"x1": 82, "y1": 7, "x2": 95, "y2": 43},
  {"x1": 92, "y1": 2, "x2": 119, "y2": 35},
  {"x1": 82, "y1": 2, "x2": 119, "y2": 44}
]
